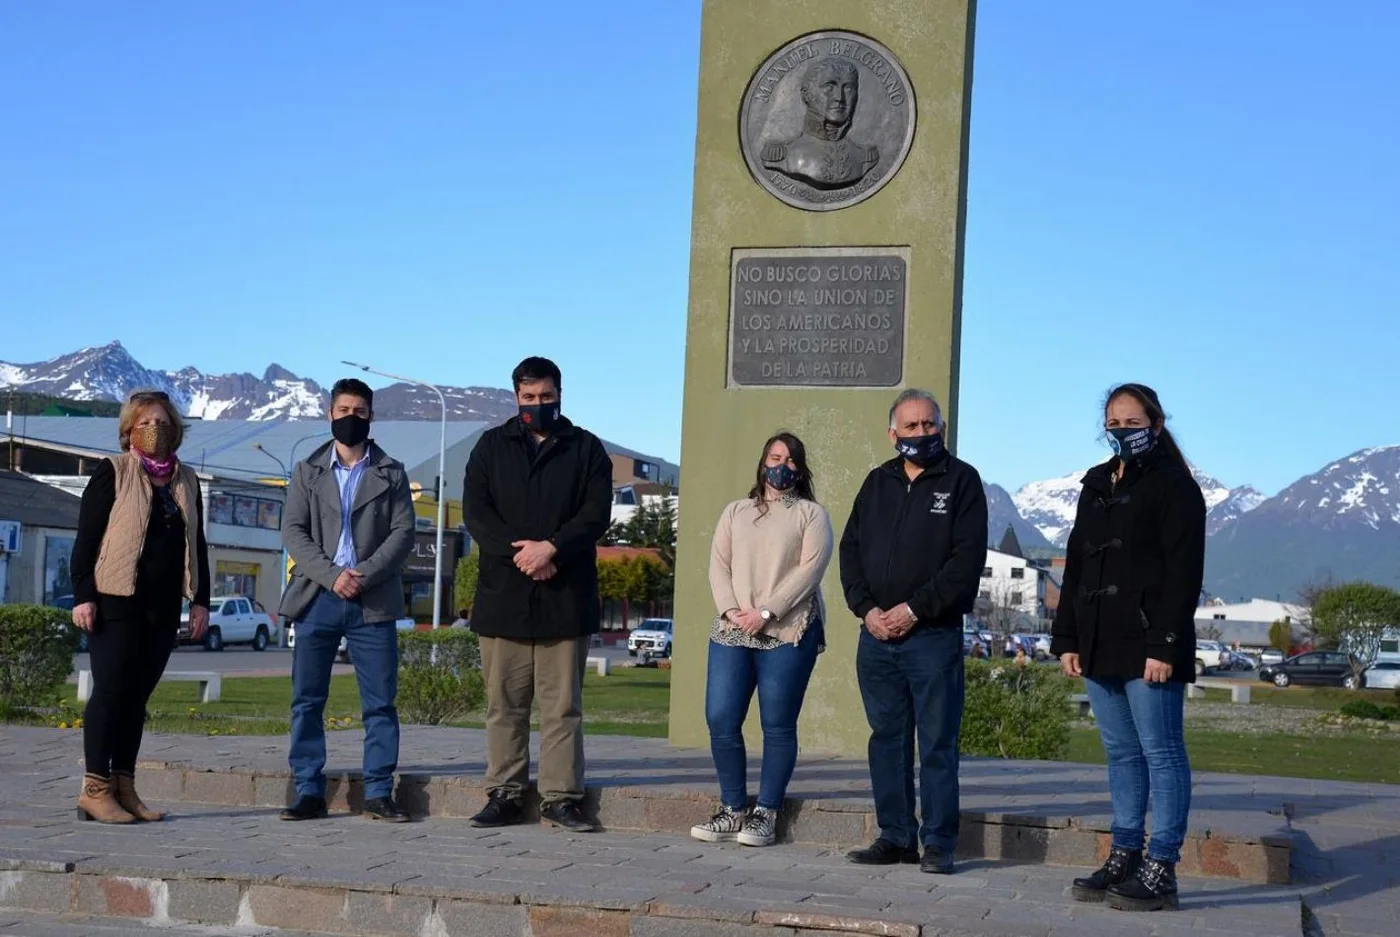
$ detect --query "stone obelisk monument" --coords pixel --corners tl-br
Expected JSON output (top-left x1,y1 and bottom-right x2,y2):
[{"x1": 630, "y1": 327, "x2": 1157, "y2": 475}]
[{"x1": 671, "y1": 0, "x2": 977, "y2": 755}]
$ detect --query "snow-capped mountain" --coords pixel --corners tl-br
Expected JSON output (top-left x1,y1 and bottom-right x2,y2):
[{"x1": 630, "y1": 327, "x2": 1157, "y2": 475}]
[
  {"x1": 1011, "y1": 464, "x2": 1266, "y2": 546},
  {"x1": 1205, "y1": 446, "x2": 1400, "y2": 600},
  {"x1": 0, "y1": 342, "x2": 518, "y2": 423},
  {"x1": 984, "y1": 483, "x2": 1053, "y2": 553},
  {"x1": 1010, "y1": 471, "x2": 1086, "y2": 547}
]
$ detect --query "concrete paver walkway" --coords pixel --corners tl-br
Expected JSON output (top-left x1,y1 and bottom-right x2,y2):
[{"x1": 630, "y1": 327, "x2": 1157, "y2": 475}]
[{"x1": 0, "y1": 726, "x2": 1395, "y2": 936}]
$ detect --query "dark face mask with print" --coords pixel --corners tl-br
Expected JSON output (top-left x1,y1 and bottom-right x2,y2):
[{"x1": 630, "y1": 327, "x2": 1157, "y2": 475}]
[
  {"x1": 895, "y1": 433, "x2": 945, "y2": 467},
  {"x1": 764, "y1": 464, "x2": 798, "y2": 491},
  {"x1": 331, "y1": 415, "x2": 370, "y2": 448},
  {"x1": 1108, "y1": 426, "x2": 1156, "y2": 460},
  {"x1": 519, "y1": 403, "x2": 561, "y2": 435}
]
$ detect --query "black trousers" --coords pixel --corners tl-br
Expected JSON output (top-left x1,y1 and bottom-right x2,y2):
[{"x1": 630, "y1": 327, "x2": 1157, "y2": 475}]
[{"x1": 82, "y1": 591, "x2": 179, "y2": 776}]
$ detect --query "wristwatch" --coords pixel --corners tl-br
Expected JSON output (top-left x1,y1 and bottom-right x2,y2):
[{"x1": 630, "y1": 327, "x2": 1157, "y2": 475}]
[{"x1": 759, "y1": 607, "x2": 774, "y2": 623}]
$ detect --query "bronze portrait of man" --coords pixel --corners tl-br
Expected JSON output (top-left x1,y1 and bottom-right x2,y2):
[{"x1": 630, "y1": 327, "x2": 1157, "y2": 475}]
[{"x1": 759, "y1": 59, "x2": 880, "y2": 190}]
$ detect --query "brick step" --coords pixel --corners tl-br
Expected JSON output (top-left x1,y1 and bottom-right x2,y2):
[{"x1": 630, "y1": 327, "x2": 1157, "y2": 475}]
[
  {"x1": 0, "y1": 807, "x2": 1305, "y2": 937},
  {"x1": 133, "y1": 762, "x2": 1292, "y2": 884}
]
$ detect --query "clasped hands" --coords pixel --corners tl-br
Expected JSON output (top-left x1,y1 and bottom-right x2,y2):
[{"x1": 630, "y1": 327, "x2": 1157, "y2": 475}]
[
  {"x1": 512, "y1": 539, "x2": 558, "y2": 581},
  {"x1": 863, "y1": 604, "x2": 917, "y2": 641},
  {"x1": 1059, "y1": 652, "x2": 1173, "y2": 683}
]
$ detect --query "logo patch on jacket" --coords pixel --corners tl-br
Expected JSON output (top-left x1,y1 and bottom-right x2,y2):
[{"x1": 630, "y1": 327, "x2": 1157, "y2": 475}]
[{"x1": 930, "y1": 491, "x2": 951, "y2": 515}]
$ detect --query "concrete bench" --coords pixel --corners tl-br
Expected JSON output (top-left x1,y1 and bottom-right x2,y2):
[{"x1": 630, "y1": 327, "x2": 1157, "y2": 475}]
[
  {"x1": 1070, "y1": 693, "x2": 1092, "y2": 718},
  {"x1": 77, "y1": 669, "x2": 222, "y2": 704},
  {"x1": 585, "y1": 656, "x2": 611, "y2": 677},
  {"x1": 1190, "y1": 679, "x2": 1251, "y2": 704}
]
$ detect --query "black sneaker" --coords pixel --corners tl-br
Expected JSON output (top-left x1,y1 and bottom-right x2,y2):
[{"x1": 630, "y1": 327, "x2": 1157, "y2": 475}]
[
  {"x1": 469, "y1": 790, "x2": 524, "y2": 828},
  {"x1": 920, "y1": 848, "x2": 954, "y2": 874},
  {"x1": 540, "y1": 799, "x2": 598, "y2": 832},
  {"x1": 362, "y1": 796, "x2": 410, "y2": 823},
  {"x1": 279, "y1": 794, "x2": 328, "y2": 821},
  {"x1": 846, "y1": 838, "x2": 920, "y2": 865},
  {"x1": 1107, "y1": 857, "x2": 1179, "y2": 912},
  {"x1": 1071, "y1": 845, "x2": 1142, "y2": 902}
]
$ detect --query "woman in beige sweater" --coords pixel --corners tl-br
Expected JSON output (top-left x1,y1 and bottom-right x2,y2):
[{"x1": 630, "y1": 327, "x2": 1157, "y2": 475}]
[{"x1": 691, "y1": 432, "x2": 833, "y2": 848}]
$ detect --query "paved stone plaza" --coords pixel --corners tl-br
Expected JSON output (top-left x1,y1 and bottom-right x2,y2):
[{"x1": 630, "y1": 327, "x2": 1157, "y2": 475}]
[{"x1": 0, "y1": 726, "x2": 1395, "y2": 936}]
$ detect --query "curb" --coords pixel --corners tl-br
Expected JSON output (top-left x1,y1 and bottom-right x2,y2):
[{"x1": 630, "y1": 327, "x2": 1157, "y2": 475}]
[{"x1": 129, "y1": 762, "x2": 1292, "y2": 884}]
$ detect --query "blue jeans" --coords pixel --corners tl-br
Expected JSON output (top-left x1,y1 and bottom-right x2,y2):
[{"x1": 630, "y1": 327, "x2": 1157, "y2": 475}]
[
  {"x1": 705, "y1": 624, "x2": 820, "y2": 810},
  {"x1": 855, "y1": 625, "x2": 965, "y2": 853},
  {"x1": 289, "y1": 590, "x2": 400, "y2": 800},
  {"x1": 1083, "y1": 677, "x2": 1192, "y2": 863}
]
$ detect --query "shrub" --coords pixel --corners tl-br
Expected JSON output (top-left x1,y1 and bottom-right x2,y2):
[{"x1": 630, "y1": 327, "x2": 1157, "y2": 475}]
[
  {"x1": 0, "y1": 604, "x2": 81, "y2": 717},
  {"x1": 397, "y1": 628, "x2": 483, "y2": 726},
  {"x1": 961, "y1": 659, "x2": 1072, "y2": 760},
  {"x1": 1378, "y1": 705, "x2": 1400, "y2": 722},
  {"x1": 1339, "y1": 699, "x2": 1385, "y2": 721}
]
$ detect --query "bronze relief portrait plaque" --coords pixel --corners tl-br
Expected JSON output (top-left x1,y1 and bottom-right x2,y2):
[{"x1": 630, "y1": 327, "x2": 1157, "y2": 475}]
[{"x1": 739, "y1": 31, "x2": 917, "y2": 212}]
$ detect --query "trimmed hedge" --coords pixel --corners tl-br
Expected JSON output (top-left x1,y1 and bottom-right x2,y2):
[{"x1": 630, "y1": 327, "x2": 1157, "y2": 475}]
[
  {"x1": 397, "y1": 628, "x2": 483, "y2": 726},
  {"x1": 0, "y1": 604, "x2": 81, "y2": 715},
  {"x1": 961, "y1": 659, "x2": 1073, "y2": 760}
]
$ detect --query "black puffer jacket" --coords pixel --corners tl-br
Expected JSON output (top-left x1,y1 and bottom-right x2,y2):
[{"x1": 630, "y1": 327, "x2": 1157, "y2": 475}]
[{"x1": 1050, "y1": 448, "x2": 1206, "y2": 683}]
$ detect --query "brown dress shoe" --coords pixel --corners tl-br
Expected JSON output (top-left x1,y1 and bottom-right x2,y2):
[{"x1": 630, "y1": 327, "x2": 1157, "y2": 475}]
[
  {"x1": 77, "y1": 774, "x2": 137, "y2": 824},
  {"x1": 113, "y1": 771, "x2": 165, "y2": 822}
]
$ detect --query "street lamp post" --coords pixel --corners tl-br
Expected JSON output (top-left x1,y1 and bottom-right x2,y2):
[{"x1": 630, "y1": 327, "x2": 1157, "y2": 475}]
[{"x1": 343, "y1": 360, "x2": 449, "y2": 629}]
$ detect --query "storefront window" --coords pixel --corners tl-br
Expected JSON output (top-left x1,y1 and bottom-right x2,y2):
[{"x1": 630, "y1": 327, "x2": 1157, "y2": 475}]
[
  {"x1": 215, "y1": 560, "x2": 260, "y2": 599},
  {"x1": 44, "y1": 535, "x2": 76, "y2": 606}
]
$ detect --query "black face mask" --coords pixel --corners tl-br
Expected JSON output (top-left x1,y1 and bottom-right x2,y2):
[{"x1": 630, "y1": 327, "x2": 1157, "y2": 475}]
[
  {"x1": 331, "y1": 415, "x2": 371, "y2": 448},
  {"x1": 519, "y1": 403, "x2": 561, "y2": 434},
  {"x1": 895, "y1": 433, "x2": 945, "y2": 467},
  {"x1": 1108, "y1": 426, "x2": 1156, "y2": 460}
]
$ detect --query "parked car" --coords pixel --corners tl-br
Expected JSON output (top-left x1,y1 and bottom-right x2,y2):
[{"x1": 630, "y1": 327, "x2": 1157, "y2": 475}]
[
  {"x1": 1363, "y1": 661, "x2": 1400, "y2": 690},
  {"x1": 1258, "y1": 648, "x2": 1286, "y2": 667},
  {"x1": 1224, "y1": 650, "x2": 1258, "y2": 671},
  {"x1": 178, "y1": 595, "x2": 277, "y2": 651},
  {"x1": 628, "y1": 618, "x2": 673, "y2": 658},
  {"x1": 1195, "y1": 640, "x2": 1231, "y2": 676},
  {"x1": 1258, "y1": 651, "x2": 1363, "y2": 689},
  {"x1": 1030, "y1": 633, "x2": 1054, "y2": 660}
]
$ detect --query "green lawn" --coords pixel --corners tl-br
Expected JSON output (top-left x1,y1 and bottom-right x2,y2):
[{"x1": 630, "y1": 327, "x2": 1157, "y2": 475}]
[
  {"x1": 1067, "y1": 726, "x2": 1400, "y2": 784},
  {"x1": 21, "y1": 667, "x2": 1400, "y2": 783},
  {"x1": 1196, "y1": 683, "x2": 1400, "y2": 710},
  {"x1": 45, "y1": 666, "x2": 673, "y2": 738}
]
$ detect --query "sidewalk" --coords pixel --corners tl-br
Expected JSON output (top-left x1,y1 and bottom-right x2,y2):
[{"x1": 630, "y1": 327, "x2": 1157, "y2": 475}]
[{"x1": 0, "y1": 725, "x2": 1396, "y2": 936}]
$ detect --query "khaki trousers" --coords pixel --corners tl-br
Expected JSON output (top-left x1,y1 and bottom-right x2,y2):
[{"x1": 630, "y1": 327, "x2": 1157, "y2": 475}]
[{"x1": 479, "y1": 635, "x2": 588, "y2": 804}]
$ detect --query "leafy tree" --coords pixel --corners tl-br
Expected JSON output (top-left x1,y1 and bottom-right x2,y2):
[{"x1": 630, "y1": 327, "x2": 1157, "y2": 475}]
[
  {"x1": 597, "y1": 553, "x2": 670, "y2": 627},
  {"x1": 1268, "y1": 619, "x2": 1293, "y2": 653},
  {"x1": 452, "y1": 547, "x2": 480, "y2": 617},
  {"x1": 608, "y1": 493, "x2": 677, "y2": 570},
  {"x1": 1311, "y1": 582, "x2": 1400, "y2": 681}
]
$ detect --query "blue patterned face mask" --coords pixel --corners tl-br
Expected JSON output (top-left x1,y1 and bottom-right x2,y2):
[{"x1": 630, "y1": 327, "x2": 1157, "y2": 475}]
[
  {"x1": 895, "y1": 433, "x2": 945, "y2": 467},
  {"x1": 764, "y1": 464, "x2": 798, "y2": 491},
  {"x1": 1108, "y1": 426, "x2": 1156, "y2": 459}
]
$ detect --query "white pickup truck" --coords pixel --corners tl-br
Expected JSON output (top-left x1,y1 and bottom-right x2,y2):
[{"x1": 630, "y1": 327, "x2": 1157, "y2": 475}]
[{"x1": 178, "y1": 595, "x2": 279, "y2": 652}]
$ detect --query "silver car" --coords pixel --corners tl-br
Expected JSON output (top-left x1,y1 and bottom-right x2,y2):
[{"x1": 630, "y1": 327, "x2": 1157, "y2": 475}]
[{"x1": 1364, "y1": 661, "x2": 1400, "y2": 690}]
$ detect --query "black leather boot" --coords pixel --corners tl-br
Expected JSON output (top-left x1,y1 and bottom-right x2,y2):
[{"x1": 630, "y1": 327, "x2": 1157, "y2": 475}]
[
  {"x1": 1071, "y1": 845, "x2": 1142, "y2": 902},
  {"x1": 1107, "y1": 856, "x2": 1179, "y2": 912}
]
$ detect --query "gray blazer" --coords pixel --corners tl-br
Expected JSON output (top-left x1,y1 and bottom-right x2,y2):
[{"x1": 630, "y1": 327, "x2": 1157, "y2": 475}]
[{"x1": 279, "y1": 440, "x2": 416, "y2": 624}]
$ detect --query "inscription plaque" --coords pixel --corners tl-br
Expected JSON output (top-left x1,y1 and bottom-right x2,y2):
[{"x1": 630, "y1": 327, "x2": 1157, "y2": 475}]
[
  {"x1": 740, "y1": 31, "x2": 917, "y2": 212},
  {"x1": 728, "y1": 247, "x2": 909, "y2": 387}
]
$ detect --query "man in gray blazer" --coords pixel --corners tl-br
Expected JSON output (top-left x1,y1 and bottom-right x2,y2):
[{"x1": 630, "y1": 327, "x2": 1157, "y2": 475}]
[{"x1": 279, "y1": 378, "x2": 415, "y2": 822}]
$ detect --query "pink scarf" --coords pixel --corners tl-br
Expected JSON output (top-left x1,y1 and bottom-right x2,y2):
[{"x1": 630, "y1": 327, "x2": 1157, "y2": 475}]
[{"x1": 137, "y1": 451, "x2": 177, "y2": 480}]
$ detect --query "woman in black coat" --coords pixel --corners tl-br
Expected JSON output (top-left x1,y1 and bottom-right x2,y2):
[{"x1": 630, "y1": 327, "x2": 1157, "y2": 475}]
[{"x1": 1050, "y1": 383, "x2": 1205, "y2": 913}]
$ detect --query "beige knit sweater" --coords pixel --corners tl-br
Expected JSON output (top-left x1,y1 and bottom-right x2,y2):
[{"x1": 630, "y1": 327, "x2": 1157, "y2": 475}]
[{"x1": 708, "y1": 497, "x2": 834, "y2": 645}]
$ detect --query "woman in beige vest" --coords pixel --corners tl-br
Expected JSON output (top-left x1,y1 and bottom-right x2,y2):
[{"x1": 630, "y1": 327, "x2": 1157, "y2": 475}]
[
  {"x1": 69, "y1": 390, "x2": 211, "y2": 823},
  {"x1": 691, "y1": 432, "x2": 833, "y2": 848}
]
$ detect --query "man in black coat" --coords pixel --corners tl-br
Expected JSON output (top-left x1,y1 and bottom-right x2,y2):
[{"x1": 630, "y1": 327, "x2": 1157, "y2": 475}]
[
  {"x1": 840, "y1": 389, "x2": 988, "y2": 874},
  {"x1": 462, "y1": 357, "x2": 613, "y2": 832}
]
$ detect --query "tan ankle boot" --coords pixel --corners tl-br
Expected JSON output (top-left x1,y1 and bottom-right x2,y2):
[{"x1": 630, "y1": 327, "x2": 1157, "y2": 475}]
[
  {"x1": 77, "y1": 774, "x2": 137, "y2": 824},
  {"x1": 113, "y1": 771, "x2": 165, "y2": 822}
]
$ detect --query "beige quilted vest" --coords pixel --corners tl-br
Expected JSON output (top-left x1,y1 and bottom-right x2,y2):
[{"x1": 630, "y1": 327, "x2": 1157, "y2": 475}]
[{"x1": 93, "y1": 452, "x2": 201, "y2": 599}]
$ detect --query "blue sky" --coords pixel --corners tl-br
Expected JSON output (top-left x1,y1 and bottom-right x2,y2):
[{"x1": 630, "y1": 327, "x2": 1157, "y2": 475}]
[{"x1": 2, "y1": 1, "x2": 1396, "y2": 494}]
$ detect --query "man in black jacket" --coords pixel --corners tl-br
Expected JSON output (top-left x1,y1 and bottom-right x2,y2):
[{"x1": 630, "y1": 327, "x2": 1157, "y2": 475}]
[
  {"x1": 839, "y1": 389, "x2": 988, "y2": 874},
  {"x1": 463, "y1": 357, "x2": 613, "y2": 832}
]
